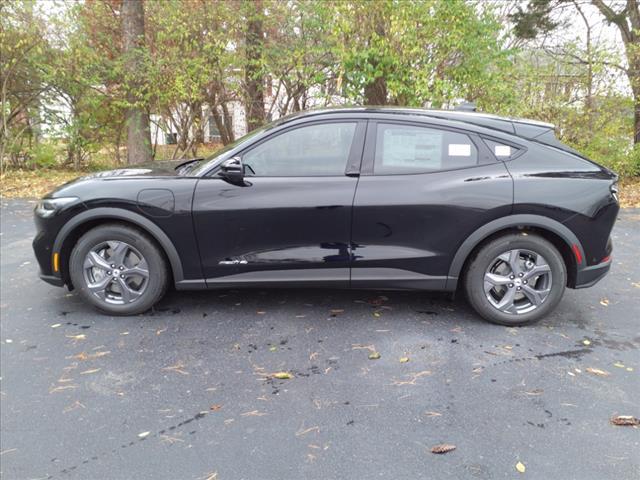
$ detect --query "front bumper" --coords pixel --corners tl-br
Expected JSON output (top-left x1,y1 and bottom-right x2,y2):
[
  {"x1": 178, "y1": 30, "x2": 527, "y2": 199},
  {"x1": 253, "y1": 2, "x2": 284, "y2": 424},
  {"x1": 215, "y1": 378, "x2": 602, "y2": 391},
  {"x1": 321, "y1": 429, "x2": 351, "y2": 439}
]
[
  {"x1": 39, "y1": 273, "x2": 65, "y2": 287},
  {"x1": 574, "y1": 257, "x2": 612, "y2": 289}
]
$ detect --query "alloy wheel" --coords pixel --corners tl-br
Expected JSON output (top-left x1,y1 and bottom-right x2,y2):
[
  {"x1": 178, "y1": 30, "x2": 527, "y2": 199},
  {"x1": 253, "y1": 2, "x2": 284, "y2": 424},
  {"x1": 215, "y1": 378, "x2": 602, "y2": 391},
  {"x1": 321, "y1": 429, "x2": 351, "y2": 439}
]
[
  {"x1": 82, "y1": 240, "x2": 149, "y2": 305},
  {"x1": 483, "y1": 249, "x2": 552, "y2": 315}
]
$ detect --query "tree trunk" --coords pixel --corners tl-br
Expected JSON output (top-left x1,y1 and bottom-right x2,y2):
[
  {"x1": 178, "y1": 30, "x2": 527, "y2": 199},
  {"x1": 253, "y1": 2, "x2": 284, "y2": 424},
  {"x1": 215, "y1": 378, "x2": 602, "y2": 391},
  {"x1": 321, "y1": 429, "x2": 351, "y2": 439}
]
[
  {"x1": 363, "y1": 7, "x2": 388, "y2": 105},
  {"x1": 122, "y1": 0, "x2": 152, "y2": 164},
  {"x1": 244, "y1": 0, "x2": 265, "y2": 132},
  {"x1": 364, "y1": 76, "x2": 388, "y2": 105}
]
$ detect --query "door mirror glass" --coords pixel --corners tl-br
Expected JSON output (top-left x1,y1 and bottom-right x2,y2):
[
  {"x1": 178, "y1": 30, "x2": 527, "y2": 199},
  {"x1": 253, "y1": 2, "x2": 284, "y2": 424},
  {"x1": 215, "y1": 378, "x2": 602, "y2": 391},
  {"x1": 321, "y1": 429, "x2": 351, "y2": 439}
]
[{"x1": 220, "y1": 157, "x2": 245, "y2": 185}]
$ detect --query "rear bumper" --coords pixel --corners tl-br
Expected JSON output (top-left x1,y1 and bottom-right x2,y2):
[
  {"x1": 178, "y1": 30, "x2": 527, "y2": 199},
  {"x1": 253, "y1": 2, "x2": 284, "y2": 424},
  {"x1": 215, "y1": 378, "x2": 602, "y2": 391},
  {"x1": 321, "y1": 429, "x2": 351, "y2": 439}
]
[{"x1": 574, "y1": 258, "x2": 612, "y2": 289}]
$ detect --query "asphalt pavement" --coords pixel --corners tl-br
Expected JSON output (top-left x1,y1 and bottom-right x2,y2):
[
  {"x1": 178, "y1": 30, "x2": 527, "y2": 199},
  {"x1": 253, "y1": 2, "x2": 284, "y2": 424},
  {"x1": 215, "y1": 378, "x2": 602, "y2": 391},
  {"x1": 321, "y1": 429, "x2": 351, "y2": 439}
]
[{"x1": 1, "y1": 199, "x2": 639, "y2": 480}]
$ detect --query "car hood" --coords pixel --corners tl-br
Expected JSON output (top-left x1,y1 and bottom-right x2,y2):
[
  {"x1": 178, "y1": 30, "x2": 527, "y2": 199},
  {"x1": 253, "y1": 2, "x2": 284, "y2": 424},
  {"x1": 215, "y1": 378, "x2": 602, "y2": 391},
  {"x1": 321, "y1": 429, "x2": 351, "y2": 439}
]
[{"x1": 45, "y1": 160, "x2": 200, "y2": 199}]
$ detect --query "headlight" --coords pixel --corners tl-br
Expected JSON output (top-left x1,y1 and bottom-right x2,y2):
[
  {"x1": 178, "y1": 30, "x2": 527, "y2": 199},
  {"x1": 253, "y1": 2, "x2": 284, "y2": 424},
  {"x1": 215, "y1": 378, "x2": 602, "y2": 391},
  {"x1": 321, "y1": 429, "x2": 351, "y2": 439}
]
[{"x1": 35, "y1": 197, "x2": 79, "y2": 218}]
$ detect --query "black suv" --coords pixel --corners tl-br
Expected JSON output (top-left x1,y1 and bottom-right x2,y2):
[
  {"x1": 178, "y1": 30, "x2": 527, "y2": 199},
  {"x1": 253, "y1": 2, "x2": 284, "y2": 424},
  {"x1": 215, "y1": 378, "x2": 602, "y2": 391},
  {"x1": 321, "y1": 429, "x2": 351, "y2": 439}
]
[{"x1": 33, "y1": 108, "x2": 619, "y2": 325}]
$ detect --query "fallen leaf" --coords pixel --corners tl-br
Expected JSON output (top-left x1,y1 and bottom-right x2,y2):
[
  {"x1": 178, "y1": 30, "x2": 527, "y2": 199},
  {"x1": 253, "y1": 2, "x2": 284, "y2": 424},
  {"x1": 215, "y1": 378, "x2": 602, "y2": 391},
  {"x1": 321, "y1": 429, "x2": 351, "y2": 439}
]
[
  {"x1": 610, "y1": 415, "x2": 640, "y2": 426},
  {"x1": 431, "y1": 444, "x2": 456, "y2": 454},
  {"x1": 424, "y1": 411, "x2": 442, "y2": 417},
  {"x1": 599, "y1": 298, "x2": 610, "y2": 306},
  {"x1": 241, "y1": 410, "x2": 267, "y2": 416},
  {"x1": 399, "y1": 357, "x2": 409, "y2": 363},
  {"x1": 296, "y1": 426, "x2": 320, "y2": 436},
  {"x1": 49, "y1": 385, "x2": 77, "y2": 394},
  {"x1": 613, "y1": 362, "x2": 625, "y2": 368},
  {"x1": 51, "y1": 323, "x2": 61, "y2": 328},
  {"x1": 330, "y1": 309, "x2": 344, "y2": 314},
  {"x1": 5, "y1": 339, "x2": 13, "y2": 344},
  {"x1": 209, "y1": 404, "x2": 223, "y2": 411},
  {"x1": 138, "y1": 431, "x2": 151, "y2": 439},
  {"x1": 372, "y1": 312, "x2": 381, "y2": 318},
  {"x1": 269, "y1": 346, "x2": 278, "y2": 352},
  {"x1": 80, "y1": 368, "x2": 101, "y2": 375},
  {"x1": 256, "y1": 310, "x2": 266, "y2": 315},
  {"x1": 65, "y1": 334, "x2": 86, "y2": 341},
  {"x1": 68, "y1": 350, "x2": 110, "y2": 361},
  {"x1": 368, "y1": 352, "x2": 381, "y2": 360},
  {"x1": 272, "y1": 372, "x2": 292, "y2": 379},
  {"x1": 163, "y1": 362, "x2": 189, "y2": 375},
  {"x1": 582, "y1": 339, "x2": 591, "y2": 346},
  {"x1": 516, "y1": 461, "x2": 526, "y2": 473},
  {"x1": 626, "y1": 367, "x2": 634, "y2": 372},
  {"x1": 586, "y1": 367, "x2": 610, "y2": 377}
]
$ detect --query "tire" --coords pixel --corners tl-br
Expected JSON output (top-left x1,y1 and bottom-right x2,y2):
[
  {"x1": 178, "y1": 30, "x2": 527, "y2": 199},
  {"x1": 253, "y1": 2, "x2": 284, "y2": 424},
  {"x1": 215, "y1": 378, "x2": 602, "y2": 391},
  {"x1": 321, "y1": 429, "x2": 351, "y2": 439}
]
[
  {"x1": 69, "y1": 223, "x2": 169, "y2": 315},
  {"x1": 464, "y1": 233, "x2": 566, "y2": 326}
]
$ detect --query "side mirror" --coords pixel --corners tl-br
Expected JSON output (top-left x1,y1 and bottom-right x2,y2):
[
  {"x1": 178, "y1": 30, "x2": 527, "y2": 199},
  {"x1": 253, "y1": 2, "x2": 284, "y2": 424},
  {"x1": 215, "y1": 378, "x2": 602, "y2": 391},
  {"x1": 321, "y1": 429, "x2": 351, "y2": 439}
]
[{"x1": 220, "y1": 157, "x2": 245, "y2": 185}]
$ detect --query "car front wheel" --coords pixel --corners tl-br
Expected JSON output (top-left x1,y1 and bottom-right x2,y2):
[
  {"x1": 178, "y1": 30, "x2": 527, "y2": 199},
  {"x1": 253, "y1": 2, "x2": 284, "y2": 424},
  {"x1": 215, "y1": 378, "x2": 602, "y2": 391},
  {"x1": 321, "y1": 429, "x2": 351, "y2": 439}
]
[
  {"x1": 464, "y1": 233, "x2": 566, "y2": 326},
  {"x1": 69, "y1": 224, "x2": 169, "y2": 315}
]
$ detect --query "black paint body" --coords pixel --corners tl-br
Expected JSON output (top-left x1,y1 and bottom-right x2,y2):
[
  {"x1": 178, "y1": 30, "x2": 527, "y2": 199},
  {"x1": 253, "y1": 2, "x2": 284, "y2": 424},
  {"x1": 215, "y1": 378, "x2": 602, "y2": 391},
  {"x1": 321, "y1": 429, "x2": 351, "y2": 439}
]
[{"x1": 33, "y1": 108, "x2": 619, "y2": 293}]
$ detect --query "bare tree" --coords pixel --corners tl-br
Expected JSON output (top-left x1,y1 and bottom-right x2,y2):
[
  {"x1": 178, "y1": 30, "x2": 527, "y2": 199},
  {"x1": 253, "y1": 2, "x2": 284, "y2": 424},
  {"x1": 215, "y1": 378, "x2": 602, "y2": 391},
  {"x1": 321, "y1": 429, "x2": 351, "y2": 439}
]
[{"x1": 592, "y1": 0, "x2": 640, "y2": 144}]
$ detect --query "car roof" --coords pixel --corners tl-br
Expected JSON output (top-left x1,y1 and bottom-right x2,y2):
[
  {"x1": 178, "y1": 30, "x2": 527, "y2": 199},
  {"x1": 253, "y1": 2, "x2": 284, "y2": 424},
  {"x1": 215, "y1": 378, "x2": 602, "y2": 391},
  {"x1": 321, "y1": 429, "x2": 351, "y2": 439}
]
[
  {"x1": 275, "y1": 107, "x2": 584, "y2": 157},
  {"x1": 277, "y1": 106, "x2": 554, "y2": 134}
]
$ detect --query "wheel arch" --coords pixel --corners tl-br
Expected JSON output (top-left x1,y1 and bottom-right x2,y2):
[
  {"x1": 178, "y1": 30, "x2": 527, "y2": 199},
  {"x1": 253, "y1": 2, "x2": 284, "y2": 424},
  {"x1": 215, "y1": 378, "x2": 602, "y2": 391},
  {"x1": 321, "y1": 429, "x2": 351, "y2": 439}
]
[
  {"x1": 447, "y1": 214, "x2": 582, "y2": 289},
  {"x1": 54, "y1": 208, "x2": 184, "y2": 287}
]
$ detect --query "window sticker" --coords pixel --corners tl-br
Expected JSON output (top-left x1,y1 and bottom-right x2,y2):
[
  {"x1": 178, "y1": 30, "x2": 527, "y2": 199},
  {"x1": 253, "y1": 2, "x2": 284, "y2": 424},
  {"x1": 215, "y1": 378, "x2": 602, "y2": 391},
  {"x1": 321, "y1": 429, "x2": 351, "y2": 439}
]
[
  {"x1": 448, "y1": 143, "x2": 471, "y2": 157},
  {"x1": 494, "y1": 145, "x2": 512, "y2": 157}
]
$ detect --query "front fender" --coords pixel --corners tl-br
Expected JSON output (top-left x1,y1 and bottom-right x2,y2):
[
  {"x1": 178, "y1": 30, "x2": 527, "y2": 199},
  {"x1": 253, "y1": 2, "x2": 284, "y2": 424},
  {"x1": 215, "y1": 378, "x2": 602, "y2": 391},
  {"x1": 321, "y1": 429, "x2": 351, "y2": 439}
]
[{"x1": 53, "y1": 207, "x2": 185, "y2": 284}]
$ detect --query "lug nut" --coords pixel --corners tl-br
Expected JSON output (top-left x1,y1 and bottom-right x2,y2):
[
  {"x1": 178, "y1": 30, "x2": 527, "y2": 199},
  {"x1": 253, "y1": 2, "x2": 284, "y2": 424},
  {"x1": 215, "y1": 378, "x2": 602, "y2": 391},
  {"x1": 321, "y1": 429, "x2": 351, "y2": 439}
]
[
  {"x1": 508, "y1": 283, "x2": 514, "y2": 288},
  {"x1": 518, "y1": 273, "x2": 524, "y2": 277},
  {"x1": 517, "y1": 286, "x2": 522, "y2": 290},
  {"x1": 120, "y1": 274, "x2": 124, "y2": 278},
  {"x1": 111, "y1": 264, "x2": 115, "y2": 268},
  {"x1": 523, "y1": 280, "x2": 527, "y2": 284},
  {"x1": 510, "y1": 275, "x2": 515, "y2": 279},
  {"x1": 107, "y1": 271, "x2": 111, "y2": 275}
]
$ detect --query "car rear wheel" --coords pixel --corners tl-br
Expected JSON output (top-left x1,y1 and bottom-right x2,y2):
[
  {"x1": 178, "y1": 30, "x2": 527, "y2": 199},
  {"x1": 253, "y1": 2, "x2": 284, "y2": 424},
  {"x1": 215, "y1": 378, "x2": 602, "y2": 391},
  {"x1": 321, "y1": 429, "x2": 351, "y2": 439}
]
[
  {"x1": 69, "y1": 224, "x2": 169, "y2": 315},
  {"x1": 464, "y1": 233, "x2": 566, "y2": 326}
]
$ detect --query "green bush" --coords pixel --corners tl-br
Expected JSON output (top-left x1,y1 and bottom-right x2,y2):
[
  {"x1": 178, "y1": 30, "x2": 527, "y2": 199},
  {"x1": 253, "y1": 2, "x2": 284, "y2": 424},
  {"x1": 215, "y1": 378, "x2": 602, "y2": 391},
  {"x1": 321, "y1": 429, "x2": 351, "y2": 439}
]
[{"x1": 29, "y1": 142, "x2": 59, "y2": 169}]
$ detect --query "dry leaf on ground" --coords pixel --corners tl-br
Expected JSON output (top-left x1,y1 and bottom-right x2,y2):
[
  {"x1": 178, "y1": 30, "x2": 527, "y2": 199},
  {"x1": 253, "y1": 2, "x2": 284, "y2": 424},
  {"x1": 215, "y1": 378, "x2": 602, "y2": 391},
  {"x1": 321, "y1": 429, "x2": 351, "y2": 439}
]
[
  {"x1": 272, "y1": 372, "x2": 292, "y2": 379},
  {"x1": 586, "y1": 367, "x2": 610, "y2": 376},
  {"x1": 431, "y1": 444, "x2": 456, "y2": 454},
  {"x1": 368, "y1": 352, "x2": 381, "y2": 360},
  {"x1": 610, "y1": 415, "x2": 640, "y2": 426},
  {"x1": 516, "y1": 461, "x2": 526, "y2": 473}
]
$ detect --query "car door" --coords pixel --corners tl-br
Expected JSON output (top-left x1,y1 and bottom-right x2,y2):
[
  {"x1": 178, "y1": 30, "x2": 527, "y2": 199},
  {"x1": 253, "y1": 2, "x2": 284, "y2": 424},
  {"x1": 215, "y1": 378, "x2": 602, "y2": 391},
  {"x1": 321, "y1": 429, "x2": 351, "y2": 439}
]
[
  {"x1": 351, "y1": 120, "x2": 513, "y2": 290},
  {"x1": 192, "y1": 120, "x2": 366, "y2": 287}
]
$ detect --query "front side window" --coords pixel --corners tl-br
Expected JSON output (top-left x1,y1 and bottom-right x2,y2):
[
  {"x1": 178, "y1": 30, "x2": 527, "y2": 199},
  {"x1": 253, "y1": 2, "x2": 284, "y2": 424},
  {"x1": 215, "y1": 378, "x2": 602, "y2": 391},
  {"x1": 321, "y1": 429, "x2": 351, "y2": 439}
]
[
  {"x1": 242, "y1": 122, "x2": 356, "y2": 176},
  {"x1": 374, "y1": 123, "x2": 478, "y2": 174}
]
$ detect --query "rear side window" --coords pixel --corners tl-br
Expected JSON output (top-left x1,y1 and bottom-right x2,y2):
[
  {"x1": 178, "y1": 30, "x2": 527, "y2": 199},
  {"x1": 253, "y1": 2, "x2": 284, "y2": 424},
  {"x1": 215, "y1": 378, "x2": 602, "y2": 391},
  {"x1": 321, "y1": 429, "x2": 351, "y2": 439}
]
[{"x1": 374, "y1": 123, "x2": 478, "y2": 174}]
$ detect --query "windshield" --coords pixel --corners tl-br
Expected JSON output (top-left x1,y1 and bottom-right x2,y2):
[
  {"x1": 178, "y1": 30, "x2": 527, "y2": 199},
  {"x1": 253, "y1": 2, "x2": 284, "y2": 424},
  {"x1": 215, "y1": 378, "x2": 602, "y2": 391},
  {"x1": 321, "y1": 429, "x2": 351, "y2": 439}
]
[{"x1": 189, "y1": 122, "x2": 275, "y2": 176}]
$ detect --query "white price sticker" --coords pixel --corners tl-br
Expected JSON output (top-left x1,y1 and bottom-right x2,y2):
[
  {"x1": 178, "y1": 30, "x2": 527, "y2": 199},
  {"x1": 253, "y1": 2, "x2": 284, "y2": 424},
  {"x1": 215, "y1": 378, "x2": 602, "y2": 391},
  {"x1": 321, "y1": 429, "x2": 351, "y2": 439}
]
[{"x1": 448, "y1": 144, "x2": 471, "y2": 157}]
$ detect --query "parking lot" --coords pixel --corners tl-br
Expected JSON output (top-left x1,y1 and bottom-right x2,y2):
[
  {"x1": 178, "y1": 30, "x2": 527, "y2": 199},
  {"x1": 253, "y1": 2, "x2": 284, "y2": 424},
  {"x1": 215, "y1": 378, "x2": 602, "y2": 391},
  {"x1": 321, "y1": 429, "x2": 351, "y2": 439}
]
[{"x1": 1, "y1": 199, "x2": 639, "y2": 479}]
